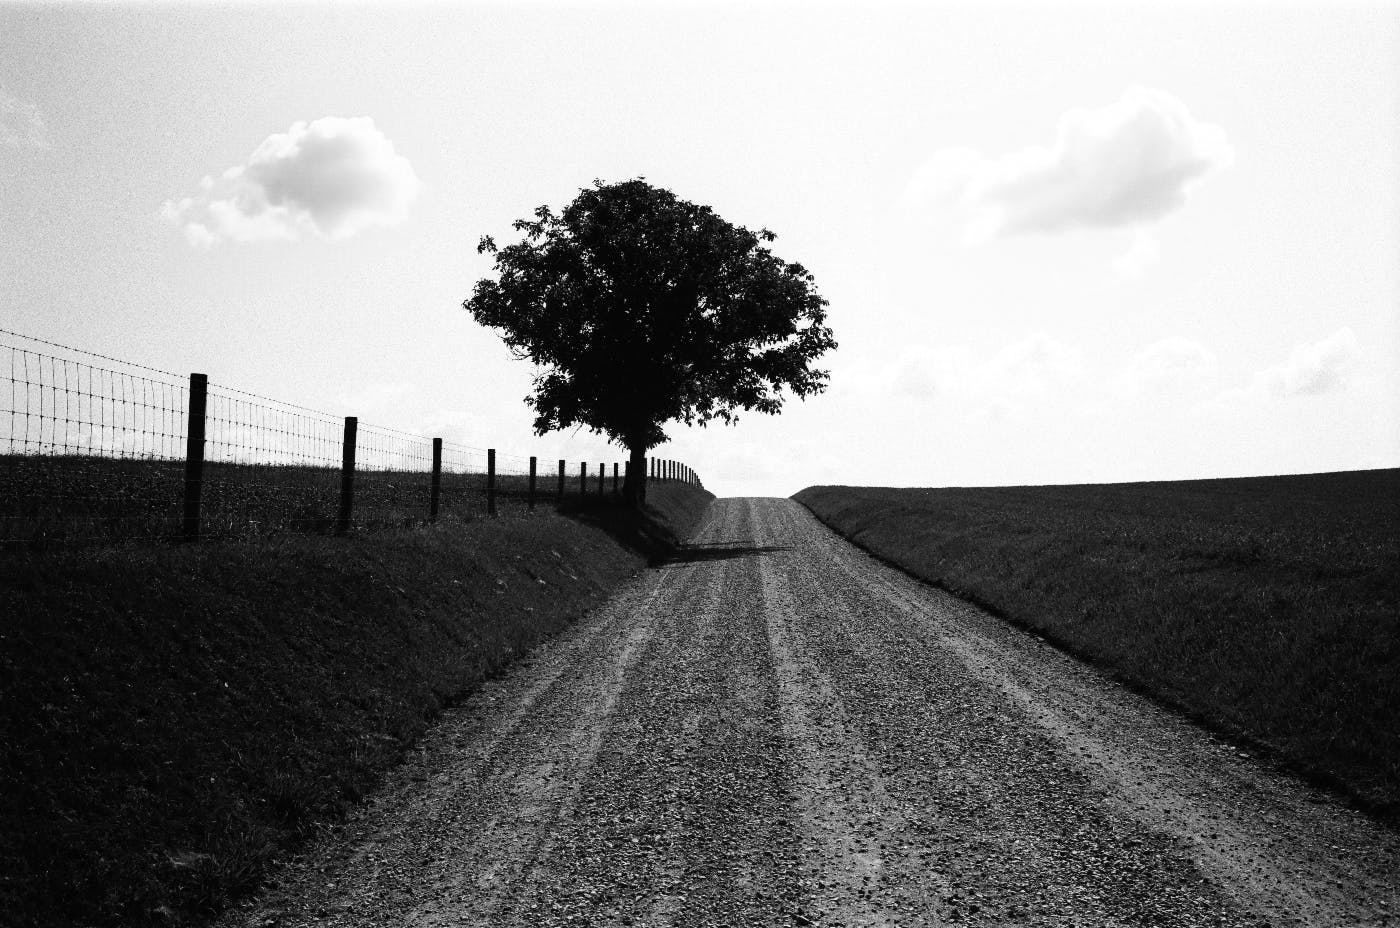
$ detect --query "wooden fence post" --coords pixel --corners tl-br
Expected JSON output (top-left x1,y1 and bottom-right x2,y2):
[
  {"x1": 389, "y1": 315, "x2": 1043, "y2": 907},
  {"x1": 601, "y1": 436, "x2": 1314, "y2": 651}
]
[
  {"x1": 578, "y1": 461, "x2": 586, "y2": 498},
  {"x1": 338, "y1": 416, "x2": 357, "y2": 535},
  {"x1": 181, "y1": 373, "x2": 207, "y2": 542},
  {"x1": 487, "y1": 448, "x2": 497, "y2": 516},
  {"x1": 557, "y1": 458, "x2": 565, "y2": 502},
  {"x1": 612, "y1": 462, "x2": 619, "y2": 495},
  {"x1": 528, "y1": 455, "x2": 537, "y2": 511},
  {"x1": 430, "y1": 438, "x2": 442, "y2": 521}
]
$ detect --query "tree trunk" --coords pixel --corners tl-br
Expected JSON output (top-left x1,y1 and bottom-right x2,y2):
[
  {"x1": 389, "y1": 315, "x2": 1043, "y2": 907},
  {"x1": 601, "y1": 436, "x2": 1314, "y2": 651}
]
[{"x1": 622, "y1": 444, "x2": 648, "y2": 508}]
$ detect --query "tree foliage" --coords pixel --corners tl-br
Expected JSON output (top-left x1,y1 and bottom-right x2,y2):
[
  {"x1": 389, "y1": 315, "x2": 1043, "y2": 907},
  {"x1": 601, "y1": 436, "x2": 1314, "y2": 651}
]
[{"x1": 464, "y1": 179, "x2": 836, "y2": 487}]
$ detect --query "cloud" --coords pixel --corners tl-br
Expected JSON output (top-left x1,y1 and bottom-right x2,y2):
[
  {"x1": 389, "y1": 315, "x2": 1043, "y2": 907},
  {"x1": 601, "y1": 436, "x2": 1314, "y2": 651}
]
[
  {"x1": 1112, "y1": 227, "x2": 1159, "y2": 278},
  {"x1": 988, "y1": 333, "x2": 1084, "y2": 396},
  {"x1": 1254, "y1": 327, "x2": 1360, "y2": 397},
  {"x1": 906, "y1": 86, "x2": 1234, "y2": 242},
  {"x1": 1115, "y1": 337, "x2": 1219, "y2": 400},
  {"x1": 163, "y1": 116, "x2": 420, "y2": 245},
  {"x1": 890, "y1": 333, "x2": 1084, "y2": 418},
  {"x1": 0, "y1": 88, "x2": 47, "y2": 148},
  {"x1": 1203, "y1": 328, "x2": 1362, "y2": 414}
]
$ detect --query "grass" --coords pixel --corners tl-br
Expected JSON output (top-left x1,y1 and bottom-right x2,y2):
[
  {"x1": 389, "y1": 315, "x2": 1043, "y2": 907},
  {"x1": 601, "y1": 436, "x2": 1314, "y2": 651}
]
[
  {"x1": 794, "y1": 469, "x2": 1400, "y2": 814},
  {"x1": 0, "y1": 453, "x2": 624, "y2": 547},
  {"x1": 0, "y1": 482, "x2": 712, "y2": 928}
]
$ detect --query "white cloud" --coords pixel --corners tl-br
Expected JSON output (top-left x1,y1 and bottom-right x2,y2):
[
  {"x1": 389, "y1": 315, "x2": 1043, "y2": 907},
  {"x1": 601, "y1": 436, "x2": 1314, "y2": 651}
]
[
  {"x1": 1204, "y1": 328, "x2": 1363, "y2": 414},
  {"x1": 0, "y1": 88, "x2": 47, "y2": 148},
  {"x1": 1112, "y1": 227, "x2": 1159, "y2": 278},
  {"x1": 889, "y1": 333, "x2": 1084, "y2": 418},
  {"x1": 987, "y1": 333, "x2": 1084, "y2": 397},
  {"x1": 1254, "y1": 327, "x2": 1360, "y2": 397},
  {"x1": 163, "y1": 116, "x2": 421, "y2": 245},
  {"x1": 890, "y1": 345, "x2": 972, "y2": 399},
  {"x1": 1115, "y1": 336, "x2": 1219, "y2": 400},
  {"x1": 906, "y1": 86, "x2": 1234, "y2": 242}
]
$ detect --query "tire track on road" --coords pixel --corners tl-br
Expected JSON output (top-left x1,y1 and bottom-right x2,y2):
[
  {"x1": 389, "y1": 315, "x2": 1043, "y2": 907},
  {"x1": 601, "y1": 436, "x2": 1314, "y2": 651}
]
[
  {"x1": 785, "y1": 497, "x2": 1400, "y2": 926},
  {"x1": 221, "y1": 497, "x2": 1400, "y2": 928}
]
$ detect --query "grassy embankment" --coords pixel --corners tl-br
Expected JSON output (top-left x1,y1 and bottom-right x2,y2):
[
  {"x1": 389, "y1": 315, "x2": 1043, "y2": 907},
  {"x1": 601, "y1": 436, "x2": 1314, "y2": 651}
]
[
  {"x1": 0, "y1": 453, "x2": 615, "y2": 546},
  {"x1": 795, "y1": 470, "x2": 1399, "y2": 813},
  {"x1": 0, "y1": 482, "x2": 712, "y2": 928}
]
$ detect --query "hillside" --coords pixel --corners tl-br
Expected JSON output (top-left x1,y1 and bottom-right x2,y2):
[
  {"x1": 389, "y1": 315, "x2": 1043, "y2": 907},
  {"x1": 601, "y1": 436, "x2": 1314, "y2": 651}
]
[
  {"x1": 0, "y1": 484, "x2": 712, "y2": 928},
  {"x1": 795, "y1": 470, "x2": 1400, "y2": 813}
]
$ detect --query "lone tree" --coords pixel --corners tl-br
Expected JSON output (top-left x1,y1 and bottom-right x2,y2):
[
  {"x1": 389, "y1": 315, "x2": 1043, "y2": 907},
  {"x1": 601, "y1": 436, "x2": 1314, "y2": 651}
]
[{"x1": 464, "y1": 178, "x2": 835, "y2": 506}]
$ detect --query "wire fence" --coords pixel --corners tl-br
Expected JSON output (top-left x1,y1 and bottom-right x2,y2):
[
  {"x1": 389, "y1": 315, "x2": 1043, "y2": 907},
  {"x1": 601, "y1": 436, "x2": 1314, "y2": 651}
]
[{"x1": 0, "y1": 328, "x2": 704, "y2": 550}]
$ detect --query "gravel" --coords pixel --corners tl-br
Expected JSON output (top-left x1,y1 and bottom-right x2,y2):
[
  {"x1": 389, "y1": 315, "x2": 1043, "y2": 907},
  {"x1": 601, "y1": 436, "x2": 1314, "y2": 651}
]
[{"x1": 221, "y1": 497, "x2": 1400, "y2": 928}]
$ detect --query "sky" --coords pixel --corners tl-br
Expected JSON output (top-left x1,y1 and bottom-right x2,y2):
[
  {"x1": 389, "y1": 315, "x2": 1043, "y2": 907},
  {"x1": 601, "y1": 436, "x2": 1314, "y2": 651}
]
[{"x1": 2, "y1": 0, "x2": 1397, "y2": 497}]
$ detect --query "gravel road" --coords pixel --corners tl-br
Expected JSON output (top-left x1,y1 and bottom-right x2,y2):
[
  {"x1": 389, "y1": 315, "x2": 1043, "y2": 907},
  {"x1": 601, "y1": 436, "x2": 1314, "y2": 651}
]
[{"x1": 224, "y1": 497, "x2": 1399, "y2": 928}]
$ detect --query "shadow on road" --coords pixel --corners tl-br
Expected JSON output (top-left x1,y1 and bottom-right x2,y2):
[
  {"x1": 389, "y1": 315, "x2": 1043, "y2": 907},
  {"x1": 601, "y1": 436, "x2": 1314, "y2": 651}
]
[{"x1": 660, "y1": 541, "x2": 793, "y2": 565}]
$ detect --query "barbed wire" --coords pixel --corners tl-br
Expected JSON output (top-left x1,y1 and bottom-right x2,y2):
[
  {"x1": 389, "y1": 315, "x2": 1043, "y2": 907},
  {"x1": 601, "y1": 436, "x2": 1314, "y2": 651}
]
[
  {"x1": 0, "y1": 327, "x2": 184, "y2": 382},
  {"x1": 207, "y1": 382, "x2": 342, "y2": 422}
]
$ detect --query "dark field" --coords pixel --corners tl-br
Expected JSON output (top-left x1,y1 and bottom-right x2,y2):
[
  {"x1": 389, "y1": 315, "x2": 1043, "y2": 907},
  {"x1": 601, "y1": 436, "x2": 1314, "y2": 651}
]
[
  {"x1": 0, "y1": 454, "x2": 616, "y2": 548},
  {"x1": 794, "y1": 469, "x2": 1400, "y2": 813}
]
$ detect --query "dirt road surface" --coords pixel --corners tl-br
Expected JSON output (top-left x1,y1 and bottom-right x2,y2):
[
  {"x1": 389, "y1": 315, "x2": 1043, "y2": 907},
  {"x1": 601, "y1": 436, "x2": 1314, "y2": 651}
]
[{"x1": 224, "y1": 498, "x2": 1399, "y2": 928}]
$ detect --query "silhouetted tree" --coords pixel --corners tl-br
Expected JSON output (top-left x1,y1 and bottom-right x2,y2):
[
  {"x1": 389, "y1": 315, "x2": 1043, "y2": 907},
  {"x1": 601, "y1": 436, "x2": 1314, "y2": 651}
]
[{"x1": 464, "y1": 178, "x2": 835, "y2": 506}]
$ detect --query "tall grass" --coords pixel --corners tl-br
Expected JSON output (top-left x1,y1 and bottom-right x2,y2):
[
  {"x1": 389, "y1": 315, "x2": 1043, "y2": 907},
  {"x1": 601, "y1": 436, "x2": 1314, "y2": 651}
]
[{"x1": 795, "y1": 470, "x2": 1400, "y2": 813}]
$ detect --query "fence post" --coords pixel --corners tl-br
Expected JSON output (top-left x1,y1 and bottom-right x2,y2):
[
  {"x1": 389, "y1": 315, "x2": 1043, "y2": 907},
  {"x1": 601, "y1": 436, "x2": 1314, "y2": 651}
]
[
  {"x1": 612, "y1": 462, "x2": 619, "y2": 495},
  {"x1": 579, "y1": 461, "x2": 586, "y2": 498},
  {"x1": 181, "y1": 373, "x2": 208, "y2": 542},
  {"x1": 338, "y1": 416, "x2": 357, "y2": 535},
  {"x1": 557, "y1": 458, "x2": 565, "y2": 502},
  {"x1": 430, "y1": 438, "x2": 442, "y2": 521},
  {"x1": 528, "y1": 455, "x2": 537, "y2": 511},
  {"x1": 487, "y1": 448, "x2": 497, "y2": 516}
]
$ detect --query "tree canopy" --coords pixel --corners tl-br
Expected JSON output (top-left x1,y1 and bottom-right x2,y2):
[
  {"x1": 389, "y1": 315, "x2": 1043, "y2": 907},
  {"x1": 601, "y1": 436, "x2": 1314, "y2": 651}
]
[{"x1": 464, "y1": 178, "x2": 835, "y2": 502}]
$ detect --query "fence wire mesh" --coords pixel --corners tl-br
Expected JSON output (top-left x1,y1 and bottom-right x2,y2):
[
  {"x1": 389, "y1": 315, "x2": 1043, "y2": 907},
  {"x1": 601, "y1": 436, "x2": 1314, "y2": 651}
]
[
  {"x1": 2, "y1": 332, "x2": 188, "y2": 547},
  {"x1": 0, "y1": 328, "x2": 702, "y2": 549},
  {"x1": 354, "y1": 423, "x2": 434, "y2": 530},
  {"x1": 200, "y1": 384, "x2": 345, "y2": 539}
]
